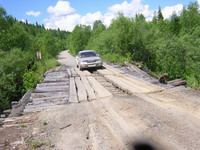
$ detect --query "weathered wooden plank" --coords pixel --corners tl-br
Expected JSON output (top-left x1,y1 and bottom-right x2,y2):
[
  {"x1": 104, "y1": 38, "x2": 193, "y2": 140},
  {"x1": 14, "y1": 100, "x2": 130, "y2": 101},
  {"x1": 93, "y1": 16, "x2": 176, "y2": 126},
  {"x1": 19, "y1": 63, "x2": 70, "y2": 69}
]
[
  {"x1": 116, "y1": 76, "x2": 150, "y2": 93},
  {"x1": 124, "y1": 61, "x2": 150, "y2": 77},
  {"x1": 32, "y1": 99, "x2": 68, "y2": 105},
  {"x1": 97, "y1": 69, "x2": 114, "y2": 76},
  {"x1": 45, "y1": 72, "x2": 67, "y2": 77},
  {"x1": 123, "y1": 75, "x2": 163, "y2": 93},
  {"x1": 69, "y1": 77, "x2": 78, "y2": 103},
  {"x1": 99, "y1": 67, "x2": 163, "y2": 94},
  {"x1": 75, "y1": 77, "x2": 88, "y2": 102},
  {"x1": 26, "y1": 102, "x2": 56, "y2": 108},
  {"x1": 96, "y1": 69, "x2": 132, "y2": 94},
  {"x1": 83, "y1": 70, "x2": 91, "y2": 76},
  {"x1": 168, "y1": 79, "x2": 187, "y2": 86},
  {"x1": 43, "y1": 78, "x2": 69, "y2": 83},
  {"x1": 81, "y1": 76, "x2": 96, "y2": 101},
  {"x1": 32, "y1": 96, "x2": 69, "y2": 102},
  {"x1": 37, "y1": 82, "x2": 69, "y2": 87},
  {"x1": 70, "y1": 68, "x2": 78, "y2": 77},
  {"x1": 9, "y1": 90, "x2": 33, "y2": 117},
  {"x1": 31, "y1": 92, "x2": 69, "y2": 98},
  {"x1": 35, "y1": 86, "x2": 69, "y2": 93},
  {"x1": 45, "y1": 72, "x2": 68, "y2": 77},
  {"x1": 67, "y1": 69, "x2": 72, "y2": 77},
  {"x1": 103, "y1": 75, "x2": 140, "y2": 94},
  {"x1": 74, "y1": 68, "x2": 85, "y2": 77},
  {"x1": 45, "y1": 76, "x2": 68, "y2": 80},
  {"x1": 87, "y1": 76, "x2": 112, "y2": 98},
  {"x1": 103, "y1": 64, "x2": 124, "y2": 75}
]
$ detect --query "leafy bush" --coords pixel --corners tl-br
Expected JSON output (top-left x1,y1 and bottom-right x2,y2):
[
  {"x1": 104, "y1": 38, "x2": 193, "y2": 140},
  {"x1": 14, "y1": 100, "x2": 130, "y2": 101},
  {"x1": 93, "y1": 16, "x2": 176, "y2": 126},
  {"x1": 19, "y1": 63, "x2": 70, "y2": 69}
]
[
  {"x1": 22, "y1": 59, "x2": 60, "y2": 93},
  {"x1": 22, "y1": 71, "x2": 40, "y2": 93}
]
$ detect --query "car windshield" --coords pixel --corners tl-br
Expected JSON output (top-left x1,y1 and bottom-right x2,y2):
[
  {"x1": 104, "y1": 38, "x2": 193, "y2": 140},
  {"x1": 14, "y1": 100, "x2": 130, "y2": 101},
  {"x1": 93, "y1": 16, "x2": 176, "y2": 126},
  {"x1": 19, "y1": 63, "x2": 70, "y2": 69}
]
[{"x1": 80, "y1": 52, "x2": 97, "y2": 58}]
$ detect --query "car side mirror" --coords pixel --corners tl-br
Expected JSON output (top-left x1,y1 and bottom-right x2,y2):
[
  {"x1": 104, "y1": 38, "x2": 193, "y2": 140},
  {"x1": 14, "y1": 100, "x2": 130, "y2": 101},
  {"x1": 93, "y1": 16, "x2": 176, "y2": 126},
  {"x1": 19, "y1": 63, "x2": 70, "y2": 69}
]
[{"x1": 97, "y1": 54, "x2": 100, "y2": 57}]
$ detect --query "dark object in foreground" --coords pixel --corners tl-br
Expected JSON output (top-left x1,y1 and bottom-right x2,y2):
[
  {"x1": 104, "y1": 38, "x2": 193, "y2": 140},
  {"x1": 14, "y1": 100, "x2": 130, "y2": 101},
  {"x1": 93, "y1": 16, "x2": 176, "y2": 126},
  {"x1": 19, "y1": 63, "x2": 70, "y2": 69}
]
[
  {"x1": 131, "y1": 142, "x2": 157, "y2": 150},
  {"x1": 159, "y1": 74, "x2": 168, "y2": 84},
  {"x1": 27, "y1": 61, "x2": 34, "y2": 70},
  {"x1": 168, "y1": 79, "x2": 187, "y2": 86}
]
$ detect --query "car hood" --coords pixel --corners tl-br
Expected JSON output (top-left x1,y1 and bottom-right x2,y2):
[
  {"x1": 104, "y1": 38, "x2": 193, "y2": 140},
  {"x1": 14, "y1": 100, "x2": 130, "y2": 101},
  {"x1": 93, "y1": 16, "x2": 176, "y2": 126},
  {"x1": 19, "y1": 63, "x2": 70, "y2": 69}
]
[{"x1": 79, "y1": 56, "x2": 101, "y2": 61}]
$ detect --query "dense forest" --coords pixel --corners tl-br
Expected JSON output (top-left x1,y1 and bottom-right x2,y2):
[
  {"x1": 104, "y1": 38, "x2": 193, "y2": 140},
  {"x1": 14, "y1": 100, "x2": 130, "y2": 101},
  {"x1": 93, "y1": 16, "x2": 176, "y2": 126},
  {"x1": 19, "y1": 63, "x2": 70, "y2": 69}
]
[
  {"x1": 0, "y1": 7, "x2": 69, "y2": 112},
  {"x1": 68, "y1": 2, "x2": 200, "y2": 89}
]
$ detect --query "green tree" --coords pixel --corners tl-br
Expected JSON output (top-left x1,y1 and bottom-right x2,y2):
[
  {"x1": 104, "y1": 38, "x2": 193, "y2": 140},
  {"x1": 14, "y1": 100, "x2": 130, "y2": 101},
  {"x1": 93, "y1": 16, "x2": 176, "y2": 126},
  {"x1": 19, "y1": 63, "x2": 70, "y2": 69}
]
[
  {"x1": 157, "y1": 6, "x2": 164, "y2": 21},
  {"x1": 169, "y1": 12, "x2": 181, "y2": 35},
  {"x1": 87, "y1": 20, "x2": 106, "y2": 49},
  {"x1": 180, "y1": 2, "x2": 200, "y2": 34},
  {"x1": 68, "y1": 25, "x2": 91, "y2": 55}
]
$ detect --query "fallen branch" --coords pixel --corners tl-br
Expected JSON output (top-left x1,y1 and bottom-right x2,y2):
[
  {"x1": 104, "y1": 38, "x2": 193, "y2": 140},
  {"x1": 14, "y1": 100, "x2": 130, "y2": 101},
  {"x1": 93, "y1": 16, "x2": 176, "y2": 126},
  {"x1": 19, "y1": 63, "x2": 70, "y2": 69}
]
[{"x1": 60, "y1": 124, "x2": 71, "y2": 130}]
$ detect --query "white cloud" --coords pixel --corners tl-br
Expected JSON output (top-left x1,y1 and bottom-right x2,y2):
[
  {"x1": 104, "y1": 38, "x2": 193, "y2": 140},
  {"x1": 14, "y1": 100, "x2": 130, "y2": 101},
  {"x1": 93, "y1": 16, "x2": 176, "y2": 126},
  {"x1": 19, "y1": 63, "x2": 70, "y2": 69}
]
[
  {"x1": 47, "y1": 0, "x2": 75, "y2": 16},
  {"x1": 44, "y1": 0, "x2": 186, "y2": 31},
  {"x1": 26, "y1": 11, "x2": 41, "y2": 17},
  {"x1": 81, "y1": 12, "x2": 102, "y2": 26},
  {"x1": 108, "y1": 0, "x2": 153, "y2": 19},
  {"x1": 45, "y1": 0, "x2": 154, "y2": 31},
  {"x1": 45, "y1": 14, "x2": 81, "y2": 31},
  {"x1": 162, "y1": 4, "x2": 183, "y2": 19},
  {"x1": 198, "y1": 0, "x2": 200, "y2": 5}
]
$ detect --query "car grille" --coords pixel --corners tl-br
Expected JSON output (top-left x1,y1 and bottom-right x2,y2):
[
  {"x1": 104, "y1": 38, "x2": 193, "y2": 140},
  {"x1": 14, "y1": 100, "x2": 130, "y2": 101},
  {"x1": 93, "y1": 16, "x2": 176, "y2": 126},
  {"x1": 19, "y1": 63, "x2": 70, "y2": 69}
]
[{"x1": 86, "y1": 60, "x2": 98, "y2": 63}]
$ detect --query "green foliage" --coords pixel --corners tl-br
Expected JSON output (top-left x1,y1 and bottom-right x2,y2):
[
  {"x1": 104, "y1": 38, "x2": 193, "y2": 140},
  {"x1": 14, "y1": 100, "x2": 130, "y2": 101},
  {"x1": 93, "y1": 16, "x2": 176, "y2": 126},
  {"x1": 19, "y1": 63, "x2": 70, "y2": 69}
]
[
  {"x1": 169, "y1": 13, "x2": 181, "y2": 35},
  {"x1": 102, "y1": 53, "x2": 130, "y2": 65},
  {"x1": 93, "y1": 20, "x2": 105, "y2": 31},
  {"x1": 18, "y1": 123, "x2": 27, "y2": 128},
  {"x1": 27, "y1": 139, "x2": 52, "y2": 149},
  {"x1": 157, "y1": 6, "x2": 164, "y2": 21},
  {"x1": 33, "y1": 59, "x2": 60, "y2": 74},
  {"x1": 180, "y1": 2, "x2": 200, "y2": 34},
  {"x1": 22, "y1": 71, "x2": 40, "y2": 93},
  {"x1": 87, "y1": 20, "x2": 106, "y2": 49},
  {"x1": 46, "y1": 140, "x2": 52, "y2": 148},
  {"x1": 152, "y1": 35, "x2": 187, "y2": 79},
  {"x1": 42, "y1": 121, "x2": 48, "y2": 126},
  {"x1": 22, "y1": 59, "x2": 60, "y2": 93},
  {"x1": 27, "y1": 140, "x2": 44, "y2": 149},
  {"x1": 0, "y1": 48, "x2": 29, "y2": 111},
  {"x1": 67, "y1": 24, "x2": 91, "y2": 55}
]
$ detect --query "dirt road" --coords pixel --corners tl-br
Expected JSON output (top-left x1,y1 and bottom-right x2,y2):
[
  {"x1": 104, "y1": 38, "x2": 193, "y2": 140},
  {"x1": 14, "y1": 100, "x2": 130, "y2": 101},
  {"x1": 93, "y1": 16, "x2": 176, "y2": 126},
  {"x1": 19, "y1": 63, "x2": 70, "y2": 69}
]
[{"x1": 1, "y1": 50, "x2": 200, "y2": 150}]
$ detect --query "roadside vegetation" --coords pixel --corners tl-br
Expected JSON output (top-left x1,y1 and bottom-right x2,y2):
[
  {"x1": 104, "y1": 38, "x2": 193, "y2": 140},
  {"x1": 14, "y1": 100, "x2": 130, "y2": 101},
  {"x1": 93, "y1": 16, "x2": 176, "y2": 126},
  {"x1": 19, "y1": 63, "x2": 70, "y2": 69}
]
[
  {"x1": 68, "y1": 2, "x2": 200, "y2": 89},
  {"x1": 0, "y1": 7, "x2": 70, "y2": 112}
]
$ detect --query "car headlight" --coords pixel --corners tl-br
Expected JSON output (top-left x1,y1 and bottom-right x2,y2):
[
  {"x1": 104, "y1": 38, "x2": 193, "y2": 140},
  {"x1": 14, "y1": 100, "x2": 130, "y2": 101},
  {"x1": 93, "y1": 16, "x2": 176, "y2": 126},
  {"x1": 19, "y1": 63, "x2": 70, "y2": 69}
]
[{"x1": 95, "y1": 59, "x2": 102, "y2": 63}]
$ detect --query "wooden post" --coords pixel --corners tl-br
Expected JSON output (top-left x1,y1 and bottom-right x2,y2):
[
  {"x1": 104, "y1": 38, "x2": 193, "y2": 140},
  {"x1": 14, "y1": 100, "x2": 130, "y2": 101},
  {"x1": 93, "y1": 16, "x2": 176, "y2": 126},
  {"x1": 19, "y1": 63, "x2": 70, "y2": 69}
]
[{"x1": 36, "y1": 51, "x2": 42, "y2": 60}]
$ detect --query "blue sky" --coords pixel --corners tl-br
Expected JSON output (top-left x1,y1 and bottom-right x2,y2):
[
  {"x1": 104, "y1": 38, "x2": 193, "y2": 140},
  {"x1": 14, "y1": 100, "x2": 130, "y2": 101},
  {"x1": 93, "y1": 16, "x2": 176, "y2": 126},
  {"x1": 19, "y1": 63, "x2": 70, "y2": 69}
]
[{"x1": 0, "y1": 0, "x2": 199, "y2": 31}]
